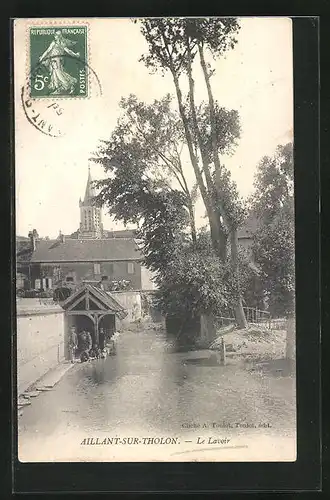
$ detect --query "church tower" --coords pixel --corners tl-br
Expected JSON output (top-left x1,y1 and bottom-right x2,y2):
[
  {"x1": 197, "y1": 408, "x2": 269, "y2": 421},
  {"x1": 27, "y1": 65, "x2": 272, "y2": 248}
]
[{"x1": 78, "y1": 166, "x2": 103, "y2": 239}]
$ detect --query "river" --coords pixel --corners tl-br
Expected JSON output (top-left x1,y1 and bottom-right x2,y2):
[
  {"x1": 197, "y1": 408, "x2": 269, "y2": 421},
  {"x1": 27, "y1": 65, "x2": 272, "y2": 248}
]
[{"x1": 18, "y1": 324, "x2": 296, "y2": 462}]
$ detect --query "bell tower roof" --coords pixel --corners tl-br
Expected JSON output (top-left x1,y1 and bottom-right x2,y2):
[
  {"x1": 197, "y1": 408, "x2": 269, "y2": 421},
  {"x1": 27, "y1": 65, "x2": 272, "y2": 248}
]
[
  {"x1": 78, "y1": 165, "x2": 103, "y2": 239},
  {"x1": 83, "y1": 166, "x2": 96, "y2": 204}
]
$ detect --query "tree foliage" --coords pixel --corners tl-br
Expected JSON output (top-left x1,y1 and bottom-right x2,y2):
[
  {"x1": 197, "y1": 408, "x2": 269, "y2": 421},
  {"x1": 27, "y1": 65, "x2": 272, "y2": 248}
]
[
  {"x1": 212, "y1": 165, "x2": 247, "y2": 230},
  {"x1": 192, "y1": 102, "x2": 240, "y2": 160},
  {"x1": 154, "y1": 232, "x2": 230, "y2": 317},
  {"x1": 92, "y1": 94, "x2": 200, "y2": 241},
  {"x1": 253, "y1": 143, "x2": 294, "y2": 224},
  {"x1": 251, "y1": 143, "x2": 295, "y2": 317},
  {"x1": 134, "y1": 190, "x2": 190, "y2": 279},
  {"x1": 153, "y1": 229, "x2": 257, "y2": 319},
  {"x1": 134, "y1": 17, "x2": 248, "y2": 327},
  {"x1": 93, "y1": 18, "x2": 251, "y2": 327},
  {"x1": 135, "y1": 18, "x2": 239, "y2": 75},
  {"x1": 134, "y1": 17, "x2": 243, "y2": 243}
]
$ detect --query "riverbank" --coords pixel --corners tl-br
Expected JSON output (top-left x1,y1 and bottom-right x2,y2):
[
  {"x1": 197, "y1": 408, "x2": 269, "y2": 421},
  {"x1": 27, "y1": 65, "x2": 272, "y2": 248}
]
[
  {"x1": 18, "y1": 361, "x2": 75, "y2": 414},
  {"x1": 211, "y1": 324, "x2": 287, "y2": 359}
]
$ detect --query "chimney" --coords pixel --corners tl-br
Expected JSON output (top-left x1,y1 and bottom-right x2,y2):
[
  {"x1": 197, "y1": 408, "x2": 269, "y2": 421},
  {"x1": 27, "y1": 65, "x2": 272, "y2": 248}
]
[{"x1": 28, "y1": 228, "x2": 39, "y2": 251}]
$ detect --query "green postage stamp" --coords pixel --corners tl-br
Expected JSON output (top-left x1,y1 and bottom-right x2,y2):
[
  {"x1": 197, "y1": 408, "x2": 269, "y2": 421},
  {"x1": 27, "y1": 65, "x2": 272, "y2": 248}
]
[{"x1": 29, "y1": 26, "x2": 88, "y2": 98}]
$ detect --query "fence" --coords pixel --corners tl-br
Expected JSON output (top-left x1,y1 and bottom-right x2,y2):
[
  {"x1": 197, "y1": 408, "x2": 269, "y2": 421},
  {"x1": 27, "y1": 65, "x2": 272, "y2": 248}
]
[
  {"x1": 268, "y1": 318, "x2": 287, "y2": 330},
  {"x1": 244, "y1": 306, "x2": 271, "y2": 326},
  {"x1": 215, "y1": 307, "x2": 272, "y2": 329}
]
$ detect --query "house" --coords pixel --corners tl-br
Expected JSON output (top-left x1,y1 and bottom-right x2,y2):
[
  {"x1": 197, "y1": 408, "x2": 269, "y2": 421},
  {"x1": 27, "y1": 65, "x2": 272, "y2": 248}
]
[
  {"x1": 16, "y1": 168, "x2": 156, "y2": 293},
  {"x1": 27, "y1": 233, "x2": 151, "y2": 291},
  {"x1": 16, "y1": 233, "x2": 35, "y2": 291}
]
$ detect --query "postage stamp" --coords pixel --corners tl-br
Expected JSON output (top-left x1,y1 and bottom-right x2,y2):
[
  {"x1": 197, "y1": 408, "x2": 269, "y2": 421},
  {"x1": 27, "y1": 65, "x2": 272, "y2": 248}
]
[{"x1": 29, "y1": 26, "x2": 88, "y2": 98}]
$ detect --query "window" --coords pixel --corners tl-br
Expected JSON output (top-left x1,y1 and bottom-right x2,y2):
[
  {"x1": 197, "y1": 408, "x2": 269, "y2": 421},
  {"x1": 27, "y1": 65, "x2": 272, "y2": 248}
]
[
  {"x1": 94, "y1": 263, "x2": 101, "y2": 275},
  {"x1": 101, "y1": 275, "x2": 108, "y2": 281},
  {"x1": 66, "y1": 277, "x2": 74, "y2": 282},
  {"x1": 127, "y1": 262, "x2": 134, "y2": 274}
]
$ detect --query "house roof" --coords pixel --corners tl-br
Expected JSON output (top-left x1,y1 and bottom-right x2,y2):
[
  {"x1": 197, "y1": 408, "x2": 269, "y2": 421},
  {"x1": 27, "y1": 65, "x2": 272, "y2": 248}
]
[
  {"x1": 60, "y1": 283, "x2": 127, "y2": 319},
  {"x1": 30, "y1": 238, "x2": 142, "y2": 263},
  {"x1": 16, "y1": 238, "x2": 33, "y2": 263},
  {"x1": 68, "y1": 228, "x2": 137, "y2": 239},
  {"x1": 237, "y1": 213, "x2": 259, "y2": 239},
  {"x1": 103, "y1": 229, "x2": 137, "y2": 239}
]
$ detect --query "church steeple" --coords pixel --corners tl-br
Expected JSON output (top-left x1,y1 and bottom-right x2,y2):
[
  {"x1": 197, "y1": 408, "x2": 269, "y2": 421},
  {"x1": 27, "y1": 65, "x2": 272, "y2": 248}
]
[
  {"x1": 78, "y1": 166, "x2": 103, "y2": 239},
  {"x1": 83, "y1": 166, "x2": 96, "y2": 204}
]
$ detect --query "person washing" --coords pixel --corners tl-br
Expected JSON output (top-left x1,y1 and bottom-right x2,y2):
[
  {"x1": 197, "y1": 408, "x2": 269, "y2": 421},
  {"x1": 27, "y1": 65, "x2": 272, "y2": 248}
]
[
  {"x1": 78, "y1": 329, "x2": 92, "y2": 363},
  {"x1": 68, "y1": 326, "x2": 78, "y2": 363}
]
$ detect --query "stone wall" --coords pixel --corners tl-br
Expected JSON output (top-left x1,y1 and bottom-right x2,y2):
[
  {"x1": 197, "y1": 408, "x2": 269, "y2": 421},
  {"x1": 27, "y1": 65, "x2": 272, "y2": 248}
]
[
  {"x1": 16, "y1": 299, "x2": 65, "y2": 396},
  {"x1": 140, "y1": 265, "x2": 157, "y2": 291}
]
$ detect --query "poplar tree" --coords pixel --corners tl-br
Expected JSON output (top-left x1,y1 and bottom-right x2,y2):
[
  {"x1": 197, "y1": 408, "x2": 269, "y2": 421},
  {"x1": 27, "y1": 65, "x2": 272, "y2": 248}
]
[{"x1": 135, "y1": 18, "x2": 248, "y2": 327}]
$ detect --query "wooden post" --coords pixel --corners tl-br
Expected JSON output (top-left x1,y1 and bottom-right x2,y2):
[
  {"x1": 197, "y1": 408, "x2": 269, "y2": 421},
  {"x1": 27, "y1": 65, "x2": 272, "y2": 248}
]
[
  {"x1": 94, "y1": 314, "x2": 99, "y2": 346},
  {"x1": 219, "y1": 337, "x2": 226, "y2": 366},
  {"x1": 286, "y1": 315, "x2": 295, "y2": 362}
]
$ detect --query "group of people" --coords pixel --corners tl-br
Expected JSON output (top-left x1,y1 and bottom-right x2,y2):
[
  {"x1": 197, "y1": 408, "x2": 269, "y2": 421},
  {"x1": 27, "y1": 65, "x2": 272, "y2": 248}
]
[{"x1": 68, "y1": 326, "x2": 107, "y2": 363}]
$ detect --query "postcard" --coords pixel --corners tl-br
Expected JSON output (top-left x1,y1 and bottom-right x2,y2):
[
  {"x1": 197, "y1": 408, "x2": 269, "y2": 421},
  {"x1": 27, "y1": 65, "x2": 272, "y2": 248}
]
[{"x1": 14, "y1": 17, "x2": 296, "y2": 463}]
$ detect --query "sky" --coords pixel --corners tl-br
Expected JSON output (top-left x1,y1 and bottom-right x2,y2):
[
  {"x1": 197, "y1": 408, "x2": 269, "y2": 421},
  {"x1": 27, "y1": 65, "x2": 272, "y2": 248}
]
[{"x1": 14, "y1": 17, "x2": 293, "y2": 239}]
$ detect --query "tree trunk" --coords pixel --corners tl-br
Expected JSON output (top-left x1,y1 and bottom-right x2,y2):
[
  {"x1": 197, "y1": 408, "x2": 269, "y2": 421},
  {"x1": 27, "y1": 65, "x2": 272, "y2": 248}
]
[
  {"x1": 198, "y1": 44, "x2": 231, "y2": 231},
  {"x1": 198, "y1": 44, "x2": 222, "y2": 176},
  {"x1": 230, "y1": 229, "x2": 248, "y2": 329},
  {"x1": 200, "y1": 313, "x2": 216, "y2": 347},
  {"x1": 185, "y1": 42, "x2": 227, "y2": 261},
  {"x1": 199, "y1": 44, "x2": 248, "y2": 329},
  {"x1": 187, "y1": 201, "x2": 197, "y2": 244},
  {"x1": 171, "y1": 70, "x2": 227, "y2": 260},
  {"x1": 285, "y1": 314, "x2": 295, "y2": 361},
  {"x1": 178, "y1": 159, "x2": 198, "y2": 245},
  {"x1": 209, "y1": 209, "x2": 227, "y2": 261},
  {"x1": 171, "y1": 73, "x2": 209, "y2": 214}
]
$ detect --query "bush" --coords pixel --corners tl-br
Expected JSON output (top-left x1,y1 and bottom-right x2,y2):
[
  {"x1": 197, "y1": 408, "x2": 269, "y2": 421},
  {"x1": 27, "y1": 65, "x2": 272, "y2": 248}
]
[{"x1": 155, "y1": 245, "x2": 230, "y2": 318}]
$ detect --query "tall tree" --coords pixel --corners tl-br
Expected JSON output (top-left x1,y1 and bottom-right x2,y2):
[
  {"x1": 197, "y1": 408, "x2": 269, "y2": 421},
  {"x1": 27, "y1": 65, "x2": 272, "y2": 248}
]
[
  {"x1": 192, "y1": 19, "x2": 247, "y2": 327},
  {"x1": 93, "y1": 94, "x2": 199, "y2": 243},
  {"x1": 251, "y1": 142, "x2": 295, "y2": 318},
  {"x1": 135, "y1": 17, "x2": 248, "y2": 327}
]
